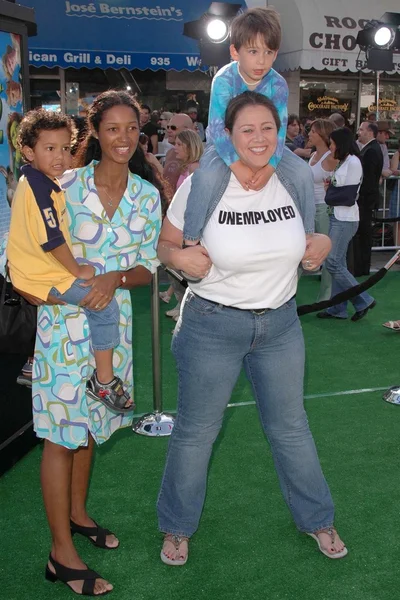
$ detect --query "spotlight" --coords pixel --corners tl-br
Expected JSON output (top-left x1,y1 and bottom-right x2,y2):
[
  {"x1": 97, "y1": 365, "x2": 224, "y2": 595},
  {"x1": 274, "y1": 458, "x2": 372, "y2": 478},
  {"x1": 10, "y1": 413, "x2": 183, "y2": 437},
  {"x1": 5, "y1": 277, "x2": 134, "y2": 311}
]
[
  {"x1": 184, "y1": 2, "x2": 242, "y2": 67},
  {"x1": 126, "y1": 85, "x2": 132, "y2": 91},
  {"x1": 356, "y1": 15, "x2": 400, "y2": 71},
  {"x1": 206, "y1": 18, "x2": 229, "y2": 43},
  {"x1": 373, "y1": 26, "x2": 395, "y2": 48}
]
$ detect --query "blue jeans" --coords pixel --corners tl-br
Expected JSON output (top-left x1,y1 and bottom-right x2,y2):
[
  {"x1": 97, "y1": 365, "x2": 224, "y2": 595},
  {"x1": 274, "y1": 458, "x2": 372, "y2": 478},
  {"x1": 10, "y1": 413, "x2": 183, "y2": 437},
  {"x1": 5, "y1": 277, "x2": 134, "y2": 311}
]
[
  {"x1": 325, "y1": 216, "x2": 374, "y2": 318},
  {"x1": 157, "y1": 291, "x2": 334, "y2": 537},
  {"x1": 50, "y1": 279, "x2": 120, "y2": 350},
  {"x1": 314, "y1": 203, "x2": 332, "y2": 302},
  {"x1": 183, "y1": 145, "x2": 315, "y2": 241}
]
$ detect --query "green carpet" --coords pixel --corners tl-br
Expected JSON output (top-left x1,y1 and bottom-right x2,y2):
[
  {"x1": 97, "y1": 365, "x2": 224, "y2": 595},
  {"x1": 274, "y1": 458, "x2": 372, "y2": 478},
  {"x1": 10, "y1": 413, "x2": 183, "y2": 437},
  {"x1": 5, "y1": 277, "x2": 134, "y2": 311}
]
[{"x1": 1, "y1": 273, "x2": 399, "y2": 600}]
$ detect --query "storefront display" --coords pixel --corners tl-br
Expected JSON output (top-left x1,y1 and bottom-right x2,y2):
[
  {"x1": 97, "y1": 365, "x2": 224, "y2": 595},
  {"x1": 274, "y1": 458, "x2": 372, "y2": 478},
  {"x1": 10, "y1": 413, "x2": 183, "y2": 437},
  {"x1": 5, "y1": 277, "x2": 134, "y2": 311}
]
[{"x1": 0, "y1": 31, "x2": 23, "y2": 244}]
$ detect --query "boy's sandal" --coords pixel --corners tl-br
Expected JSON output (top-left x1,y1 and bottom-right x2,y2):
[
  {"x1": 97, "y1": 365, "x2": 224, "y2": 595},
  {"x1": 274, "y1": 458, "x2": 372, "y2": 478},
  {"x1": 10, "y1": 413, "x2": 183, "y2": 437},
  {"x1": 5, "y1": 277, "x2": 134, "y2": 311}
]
[
  {"x1": 70, "y1": 519, "x2": 119, "y2": 550},
  {"x1": 86, "y1": 371, "x2": 133, "y2": 413},
  {"x1": 383, "y1": 320, "x2": 400, "y2": 331},
  {"x1": 307, "y1": 527, "x2": 348, "y2": 559},
  {"x1": 160, "y1": 534, "x2": 189, "y2": 566},
  {"x1": 45, "y1": 553, "x2": 111, "y2": 596}
]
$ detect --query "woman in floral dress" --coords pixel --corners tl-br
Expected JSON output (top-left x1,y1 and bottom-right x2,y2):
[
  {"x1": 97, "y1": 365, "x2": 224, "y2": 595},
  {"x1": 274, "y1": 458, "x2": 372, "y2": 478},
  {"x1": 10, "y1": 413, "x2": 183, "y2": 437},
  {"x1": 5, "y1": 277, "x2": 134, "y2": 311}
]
[{"x1": 22, "y1": 91, "x2": 161, "y2": 596}]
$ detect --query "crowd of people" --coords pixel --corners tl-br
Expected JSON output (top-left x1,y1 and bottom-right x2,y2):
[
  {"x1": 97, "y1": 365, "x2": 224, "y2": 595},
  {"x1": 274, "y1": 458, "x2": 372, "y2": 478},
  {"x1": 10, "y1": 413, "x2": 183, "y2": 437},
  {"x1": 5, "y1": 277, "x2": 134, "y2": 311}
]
[{"x1": 4, "y1": 4, "x2": 400, "y2": 597}]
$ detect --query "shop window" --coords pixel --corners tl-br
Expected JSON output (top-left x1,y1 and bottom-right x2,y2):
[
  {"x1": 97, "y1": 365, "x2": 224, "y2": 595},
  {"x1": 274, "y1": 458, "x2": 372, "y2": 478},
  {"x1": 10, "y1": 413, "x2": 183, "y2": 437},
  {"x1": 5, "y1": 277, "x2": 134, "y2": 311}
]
[{"x1": 299, "y1": 78, "x2": 358, "y2": 128}]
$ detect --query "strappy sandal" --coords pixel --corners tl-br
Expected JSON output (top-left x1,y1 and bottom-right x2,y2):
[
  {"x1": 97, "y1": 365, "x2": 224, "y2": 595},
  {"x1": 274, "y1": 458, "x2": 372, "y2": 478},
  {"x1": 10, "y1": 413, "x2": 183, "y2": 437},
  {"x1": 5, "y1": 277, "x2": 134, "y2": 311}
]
[
  {"x1": 160, "y1": 534, "x2": 189, "y2": 566},
  {"x1": 383, "y1": 320, "x2": 400, "y2": 331},
  {"x1": 307, "y1": 527, "x2": 348, "y2": 559},
  {"x1": 86, "y1": 370, "x2": 133, "y2": 413},
  {"x1": 45, "y1": 553, "x2": 112, "y2": 596},
  {"x1": 70, "y1": 519, "x2": 119, "y2": 550}
]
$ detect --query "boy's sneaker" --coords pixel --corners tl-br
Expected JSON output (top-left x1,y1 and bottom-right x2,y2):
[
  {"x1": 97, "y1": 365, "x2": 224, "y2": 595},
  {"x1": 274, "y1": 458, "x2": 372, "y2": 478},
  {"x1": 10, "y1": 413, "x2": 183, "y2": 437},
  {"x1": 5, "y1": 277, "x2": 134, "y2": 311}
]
[
  {"x1": 86, "y1": 370, "x2": 134, "y2": 413},
  {"x1": 16, "y1": 357, "x2": 33, "y2": 387}
]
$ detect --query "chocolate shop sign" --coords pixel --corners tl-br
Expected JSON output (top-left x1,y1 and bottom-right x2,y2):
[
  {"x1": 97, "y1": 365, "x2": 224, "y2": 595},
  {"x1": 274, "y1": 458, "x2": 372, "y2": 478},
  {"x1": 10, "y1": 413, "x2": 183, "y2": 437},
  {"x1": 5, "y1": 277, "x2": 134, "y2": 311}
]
[{"x1": 308, "y1": 96, "x2": 349, "y2": 113}]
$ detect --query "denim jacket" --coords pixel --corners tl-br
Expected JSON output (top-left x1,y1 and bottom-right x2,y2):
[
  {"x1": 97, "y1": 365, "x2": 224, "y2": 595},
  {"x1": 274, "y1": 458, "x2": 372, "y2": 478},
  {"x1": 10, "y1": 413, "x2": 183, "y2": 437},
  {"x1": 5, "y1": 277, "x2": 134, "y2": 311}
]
[{"x1": 202, "y1": 146, "x2": 315, "y2": 234}]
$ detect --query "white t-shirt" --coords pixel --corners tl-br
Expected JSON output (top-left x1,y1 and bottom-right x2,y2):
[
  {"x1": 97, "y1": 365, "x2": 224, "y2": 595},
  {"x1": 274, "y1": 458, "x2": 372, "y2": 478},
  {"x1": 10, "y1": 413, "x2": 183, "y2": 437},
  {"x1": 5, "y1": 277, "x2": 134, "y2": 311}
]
[
  {"x1": 167, "y1": 173, "x2": 306, "y2": 309},
  {"x1": 332, "y1": 154, "x2": 362, "y2": 222}
]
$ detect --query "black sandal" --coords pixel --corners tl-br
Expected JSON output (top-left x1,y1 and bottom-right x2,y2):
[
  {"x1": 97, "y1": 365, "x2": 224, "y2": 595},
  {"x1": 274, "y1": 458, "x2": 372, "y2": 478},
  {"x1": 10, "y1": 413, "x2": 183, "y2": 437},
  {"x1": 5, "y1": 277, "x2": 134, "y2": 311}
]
[
  {"x1": 86, "y1": 370, "x2": 133, "y2": 413},
  {"x1": 70, "y1": 519, "x2": 120, "y2": 550},
  {"x1": 45, "y1": 553, "x2": 112, "y2": 596}
]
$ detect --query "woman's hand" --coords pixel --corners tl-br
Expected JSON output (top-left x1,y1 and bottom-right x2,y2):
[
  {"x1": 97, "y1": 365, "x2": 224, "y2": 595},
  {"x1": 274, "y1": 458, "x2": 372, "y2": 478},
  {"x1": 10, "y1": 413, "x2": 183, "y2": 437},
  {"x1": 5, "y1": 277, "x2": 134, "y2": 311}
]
[
  {"x1": 302, "y1": 234, "x2": 332, "y2": 270},
  {"x1": 176, "y1": 245, "x2": 212, "y2": 279},
  {"x1": 79, "y1": 272, "x2": 120, "y2": 310}
]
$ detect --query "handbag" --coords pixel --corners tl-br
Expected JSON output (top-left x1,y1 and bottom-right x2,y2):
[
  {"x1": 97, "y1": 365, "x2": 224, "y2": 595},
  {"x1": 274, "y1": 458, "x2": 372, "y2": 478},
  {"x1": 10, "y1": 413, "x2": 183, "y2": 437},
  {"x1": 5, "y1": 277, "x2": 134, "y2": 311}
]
[{"x1": 0, "y1": 273, "x2": 37, "y2": 355}]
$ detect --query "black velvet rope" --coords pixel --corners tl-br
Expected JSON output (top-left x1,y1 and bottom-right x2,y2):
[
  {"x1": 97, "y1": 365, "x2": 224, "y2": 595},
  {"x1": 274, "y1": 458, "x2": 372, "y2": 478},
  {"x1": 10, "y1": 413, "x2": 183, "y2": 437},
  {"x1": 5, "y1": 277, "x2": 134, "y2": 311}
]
[
  {"x1": 372, "y1": 215, "x2": 400, "y2": 223},
  {"x1": 164, "y1": 266, "x2": 390, "y2": 317}
]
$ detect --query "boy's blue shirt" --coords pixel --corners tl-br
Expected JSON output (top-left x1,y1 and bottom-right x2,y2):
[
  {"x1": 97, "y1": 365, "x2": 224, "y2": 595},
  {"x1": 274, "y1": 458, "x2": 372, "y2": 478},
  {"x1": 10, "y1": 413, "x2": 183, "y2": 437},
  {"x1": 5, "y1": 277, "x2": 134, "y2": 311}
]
[{"x1": 207, "y1": 61, "x2": 288, "y2": 169}]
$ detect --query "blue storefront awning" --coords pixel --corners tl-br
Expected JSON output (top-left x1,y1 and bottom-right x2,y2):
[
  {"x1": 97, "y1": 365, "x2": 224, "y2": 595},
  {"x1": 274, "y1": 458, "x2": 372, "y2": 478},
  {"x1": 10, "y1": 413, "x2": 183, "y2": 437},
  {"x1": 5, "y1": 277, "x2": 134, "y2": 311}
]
[{"x1": 22, "y1": 0, "x2": 246, "y2": 71}]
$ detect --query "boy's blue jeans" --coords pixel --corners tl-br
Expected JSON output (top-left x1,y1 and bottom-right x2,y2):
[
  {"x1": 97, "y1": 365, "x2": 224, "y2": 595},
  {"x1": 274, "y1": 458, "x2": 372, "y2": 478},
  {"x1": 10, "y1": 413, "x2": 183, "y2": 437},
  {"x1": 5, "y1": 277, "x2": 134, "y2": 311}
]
[
  {"x1": 157, "y1": 291, "x2": 335, "y2": 537},
  {"x1": 183, "y1": 144, "x2": 315, "y2": 240},
  {"x1": 50, "y1": 279, "x2": 120, "y2": 350}
]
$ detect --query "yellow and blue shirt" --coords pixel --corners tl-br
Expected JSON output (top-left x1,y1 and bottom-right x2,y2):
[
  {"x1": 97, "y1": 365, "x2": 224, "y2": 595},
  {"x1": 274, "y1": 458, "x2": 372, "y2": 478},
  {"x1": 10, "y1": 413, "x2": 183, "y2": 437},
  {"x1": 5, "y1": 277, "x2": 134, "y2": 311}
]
[{"x1": 7, "y1": 164, "x2": 76, "y2": 300}]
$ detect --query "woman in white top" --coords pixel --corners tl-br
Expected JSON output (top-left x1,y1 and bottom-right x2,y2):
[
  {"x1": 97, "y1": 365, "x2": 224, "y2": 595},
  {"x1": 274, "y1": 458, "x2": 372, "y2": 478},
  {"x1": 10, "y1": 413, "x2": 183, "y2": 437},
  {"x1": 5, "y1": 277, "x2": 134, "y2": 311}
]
[
  {"x1": 317, "y1": 128, "x2": 375, "y2": 321},
  {"x1": 308, "y1": 119, "x2": 338, "y2": 301},
  {"x1": 156, "y1": 92, "x2": 346, "y2": 566}
]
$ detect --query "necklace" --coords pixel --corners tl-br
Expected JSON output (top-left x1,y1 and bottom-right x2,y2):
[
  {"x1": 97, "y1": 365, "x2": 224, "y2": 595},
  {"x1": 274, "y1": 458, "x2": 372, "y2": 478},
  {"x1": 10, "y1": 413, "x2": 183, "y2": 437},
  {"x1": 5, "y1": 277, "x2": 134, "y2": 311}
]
[
  {"x1": 102, "y1": 187, "x2": 115, "y2": 207},
  {"x1": 237, "y1": 65, "x2": 262, "y2": 87}
]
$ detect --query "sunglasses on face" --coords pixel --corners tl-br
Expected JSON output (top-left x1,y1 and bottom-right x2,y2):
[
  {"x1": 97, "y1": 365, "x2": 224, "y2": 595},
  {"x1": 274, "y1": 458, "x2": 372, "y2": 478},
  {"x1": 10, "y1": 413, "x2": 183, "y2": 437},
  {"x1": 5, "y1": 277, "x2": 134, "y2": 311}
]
[{"x1": 167, "y1": 124, "x2": 177, "y2": 131}]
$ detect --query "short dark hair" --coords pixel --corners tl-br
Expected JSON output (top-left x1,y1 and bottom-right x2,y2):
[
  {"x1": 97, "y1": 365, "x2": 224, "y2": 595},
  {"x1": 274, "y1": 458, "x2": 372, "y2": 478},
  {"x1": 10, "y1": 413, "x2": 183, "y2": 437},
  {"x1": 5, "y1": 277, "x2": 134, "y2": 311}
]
[
  {"x1": 17, "y1": 109, "x2": 75, "y2": 152},
  {"x1": 230, "y1": 7, "x2": 281, "y2": 51},
  {"x1": 329, "y1": 127, "x2": 360, "y2": 161},
  {"x1": 139, "y1": 132, "x2": 149, "y2": 145},
  {"x1": 287, "y1": 114, "x2": 300, "y2": 127},
  {"x1": 225, "y1": 91, "x2": 281, "y2": 133},
  {"x1": 141, "y1": 104, "x2": 151, "y2": 113},
  {"x1": 366, "y1": 122, "x2": 378, "y2": 138}
]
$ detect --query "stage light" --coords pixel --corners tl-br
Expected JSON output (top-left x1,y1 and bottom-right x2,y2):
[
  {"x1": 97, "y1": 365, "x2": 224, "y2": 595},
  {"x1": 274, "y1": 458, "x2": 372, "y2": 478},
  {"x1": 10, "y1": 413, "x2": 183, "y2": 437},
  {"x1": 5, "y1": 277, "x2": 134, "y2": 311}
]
[
  {"x1": 183, "y1": 2, "x2": 242, "y2": 67},
  {"x1": 373, "y1": 26, "x2": 394, "y2": 47},
  {"x1": 126, "y1": 85, "x2": 132, "y2": 91},
  {"x1": 356, "y1": 15, "x2": 400, "y2": 71},
  {"x1": 206, "y1": 18, "x2": 229, "y2": 43}
]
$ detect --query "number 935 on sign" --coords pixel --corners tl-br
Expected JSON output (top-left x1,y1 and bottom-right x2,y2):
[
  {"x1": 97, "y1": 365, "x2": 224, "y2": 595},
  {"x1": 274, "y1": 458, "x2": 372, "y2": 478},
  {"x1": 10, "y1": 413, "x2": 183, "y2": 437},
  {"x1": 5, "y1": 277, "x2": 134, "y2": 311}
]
[{"x1": 150, "y1": 57, "x2": 171, "y2": 66}]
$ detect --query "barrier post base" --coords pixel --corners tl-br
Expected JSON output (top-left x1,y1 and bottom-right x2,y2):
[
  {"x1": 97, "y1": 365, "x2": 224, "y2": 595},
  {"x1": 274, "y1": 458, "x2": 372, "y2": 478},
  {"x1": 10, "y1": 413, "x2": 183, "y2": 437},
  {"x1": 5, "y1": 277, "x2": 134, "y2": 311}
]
[
  {"x1": 132, "y1": 411, "x2": 175, "y2": 437},
  {"x1": 383, "y1": 385, "x2": 400, "y2": 405}
]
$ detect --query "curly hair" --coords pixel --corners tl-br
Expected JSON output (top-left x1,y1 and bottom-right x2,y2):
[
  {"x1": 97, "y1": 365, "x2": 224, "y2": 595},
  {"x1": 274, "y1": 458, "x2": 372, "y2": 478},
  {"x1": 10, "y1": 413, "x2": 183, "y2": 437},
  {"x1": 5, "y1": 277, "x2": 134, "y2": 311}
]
[
  {"x1": 74, "y1": 90, "x2": 171, "y2": 215},
  {"x1": 17, "y1": 109, "x2": 76, "y2": 152}
]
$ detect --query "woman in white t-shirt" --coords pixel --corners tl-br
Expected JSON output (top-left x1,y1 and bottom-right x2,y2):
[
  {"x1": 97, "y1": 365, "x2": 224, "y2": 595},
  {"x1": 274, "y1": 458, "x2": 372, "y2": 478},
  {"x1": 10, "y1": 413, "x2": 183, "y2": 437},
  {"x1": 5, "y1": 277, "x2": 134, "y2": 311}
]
[
  {"x1": 317, "y1": 128, "x2": 375, "y2": 321},
  {"x1": 156, "y1": 92, "x2": 346, "y2": 566},
  {"x1": 308, "y1": 119, "x2": 338, "y2": 301}
]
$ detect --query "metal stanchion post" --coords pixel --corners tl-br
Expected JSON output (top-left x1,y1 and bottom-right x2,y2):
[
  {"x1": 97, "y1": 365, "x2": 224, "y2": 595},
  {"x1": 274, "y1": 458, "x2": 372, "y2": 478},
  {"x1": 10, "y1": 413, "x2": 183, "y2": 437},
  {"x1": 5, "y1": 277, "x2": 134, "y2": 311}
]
[
  {"x1": 132, "y1": 269, "x2": 175, "y2": 436},
  {"x1": 382, "y1": 247, "x2": 400, "y2": 405}
]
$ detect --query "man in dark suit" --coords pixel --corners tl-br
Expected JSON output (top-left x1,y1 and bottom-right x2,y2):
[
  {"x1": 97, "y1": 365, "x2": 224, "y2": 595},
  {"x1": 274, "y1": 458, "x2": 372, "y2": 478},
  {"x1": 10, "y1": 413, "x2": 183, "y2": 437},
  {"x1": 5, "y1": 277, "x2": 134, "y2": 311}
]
[{"x1": 352, "y1": 121, "x2": 383, "y2": 276}]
